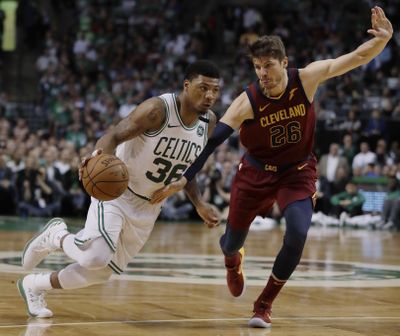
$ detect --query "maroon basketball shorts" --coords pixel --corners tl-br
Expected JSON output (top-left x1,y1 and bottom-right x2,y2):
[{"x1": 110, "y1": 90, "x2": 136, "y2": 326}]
[{"x1": 227, "y1": 156, "x2": 317, "y2": 230}]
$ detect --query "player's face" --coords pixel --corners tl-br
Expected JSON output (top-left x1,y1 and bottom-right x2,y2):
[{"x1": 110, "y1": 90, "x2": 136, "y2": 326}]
[
  {"x1": 253, "y1": 56, "x2": 288, "y2": 91},
  {"x1": 185, "y1": 75, "x2": 220, "y2": 113}
]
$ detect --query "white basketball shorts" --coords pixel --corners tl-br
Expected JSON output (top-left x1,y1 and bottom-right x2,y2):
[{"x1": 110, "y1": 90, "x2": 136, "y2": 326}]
[{"x1": 73, "y1": 189, "x2": 163, "y2": 274}]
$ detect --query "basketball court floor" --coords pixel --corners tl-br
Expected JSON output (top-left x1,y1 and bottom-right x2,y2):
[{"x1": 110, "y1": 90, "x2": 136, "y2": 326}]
[{"x1": 0, "y1": 216, "x2": 399, "y2": 336}]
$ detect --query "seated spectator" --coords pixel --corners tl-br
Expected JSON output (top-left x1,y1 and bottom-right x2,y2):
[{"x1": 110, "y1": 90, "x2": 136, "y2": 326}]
[
  {"x1": 318, "y1": 143, "x2": 349, "y2": 189},
  {"x1": 314, "y1": 166, "x2": 332, "y2": 215},
  {"x1": 362, "y1": 109, "x2": 388, "y2": 148},
  {"x1": 330, "y1": 166, "x2": 350, "y2": 196},
  {"x1": 55, "y1": 147, "x2": 86, "y2": 216},
  {"x1": 13, "y1": 118, "x2": 30, "y2": 142},
  {"x1": 352, "y1": 142, "x2": 376, "y2": 173},
  {"x1": 17, "y1": 166, "x2": 61, "y2": 218},
  {"x1": 375, "y1": 138, "x2": 393, "y2": 168},
  {"x1": 336, "y1": 109, "x2": 361, "y2": 142},
  {"x1": 363, "y1": 162, "x2": 382, "y2": 178},
  {"x1": 330, "y1": 181, "x2": 365, "y2": 219},
  {"x1": 213, "y1": 160, "x2": 234, "y2": 220},
  {"x1": 340, "y1": 134, "x2": 357, "y2": 167},
  {"x1": 239, "y1": 27, "x2": 259, "y2": 47},
  {"x1": 0, "y1": 154, "x2": 17, "y2": 214},
  {"x1": 66, "y1": 123, "x2": 87, "y2": 149},
  {"x1": 378, "y1": 176, "x2": 400, "y2": 230},
  {"x1": 203, "y1": 162, "x2": 232, "y2": 221},
  {"x1": 388, "y1": 141, "x2": 399, "y2": 164}
]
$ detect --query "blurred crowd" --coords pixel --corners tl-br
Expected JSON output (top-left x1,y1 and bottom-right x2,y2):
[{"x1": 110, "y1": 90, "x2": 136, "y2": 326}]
[{"x1": 0, "y1": 0, "x2": 399, "y2": 229}]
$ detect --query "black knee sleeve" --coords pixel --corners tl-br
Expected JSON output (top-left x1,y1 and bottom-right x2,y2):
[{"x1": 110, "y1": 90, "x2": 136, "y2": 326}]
[
  {"x1": 219, "y1": 223, "x2": 248, "y2": 256},
  {"x1": 272, "y1": 198, "x2": 313, "y2": 280}
]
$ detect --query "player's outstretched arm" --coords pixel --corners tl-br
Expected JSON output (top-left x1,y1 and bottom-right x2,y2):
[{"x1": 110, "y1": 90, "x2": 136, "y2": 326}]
[
  {"x1": 150, "y1": 176, "x2": 188, "y2": 204},
  {"x1": 184, "y1": 179, "x2": 221, "y2": 228},
  {"x1": 300, "y1": 6, "x2": 393, "y2": 101}
]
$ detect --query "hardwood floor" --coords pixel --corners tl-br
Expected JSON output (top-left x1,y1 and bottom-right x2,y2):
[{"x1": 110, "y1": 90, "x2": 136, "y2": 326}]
[{"x1": 0, "y1": 216, "x2": 399, "y2": 335}]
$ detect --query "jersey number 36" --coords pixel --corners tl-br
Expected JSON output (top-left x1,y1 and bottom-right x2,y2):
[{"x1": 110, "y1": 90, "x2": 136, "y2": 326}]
[{"x1": 146, "y1": 157, "x2": 187, "y2": 185}]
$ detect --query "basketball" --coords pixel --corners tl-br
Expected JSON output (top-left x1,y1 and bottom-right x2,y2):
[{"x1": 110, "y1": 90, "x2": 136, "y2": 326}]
[{"x1": 81, "y1": 154, "x2": 129, "y2": 201}]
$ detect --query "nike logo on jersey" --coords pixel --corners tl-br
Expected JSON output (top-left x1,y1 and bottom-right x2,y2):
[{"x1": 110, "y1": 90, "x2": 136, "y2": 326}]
[
  {"x1": 259, "y1": 103, "x2": 270, "y2": 112},
  {"x1": 297, "y1": 163, "x2": 308, "y2": 170},
  {"x1": 289, "y1": 88, "x2": 298, "y2": 101},
  {"x1": 167, "y1": 125, "x2": 180, "y2": 128}
]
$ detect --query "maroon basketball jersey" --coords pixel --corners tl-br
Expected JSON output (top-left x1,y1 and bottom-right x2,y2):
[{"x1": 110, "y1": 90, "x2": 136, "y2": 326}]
[{"x1": 241, "y1": 68, "x2": 316, "y2": 165}]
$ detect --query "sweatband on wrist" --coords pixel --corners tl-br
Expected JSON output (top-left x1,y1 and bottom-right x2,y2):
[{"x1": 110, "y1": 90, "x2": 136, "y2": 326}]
[{"x1": 184, "y1": 122, "x2": 234, "y2": 182}]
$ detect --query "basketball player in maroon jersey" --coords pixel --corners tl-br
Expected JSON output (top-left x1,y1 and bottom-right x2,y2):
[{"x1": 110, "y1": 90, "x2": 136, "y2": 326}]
[{"x1": 151, "y1": 6, "x2": 393, "y2": 328}]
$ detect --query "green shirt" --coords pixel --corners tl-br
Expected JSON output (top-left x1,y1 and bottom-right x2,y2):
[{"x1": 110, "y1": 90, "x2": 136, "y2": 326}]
[{"x1": 330, "y1": 192, "x2": 366, "y2": 212}]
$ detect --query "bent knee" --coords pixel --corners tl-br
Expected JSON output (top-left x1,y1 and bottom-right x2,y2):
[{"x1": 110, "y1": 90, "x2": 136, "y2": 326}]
[{"x1": 79, "y1": 254, "x2": 112, "y2": 270}]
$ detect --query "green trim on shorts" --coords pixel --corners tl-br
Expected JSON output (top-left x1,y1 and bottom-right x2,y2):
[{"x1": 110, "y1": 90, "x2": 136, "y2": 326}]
[
  {"x1": 97, "y1": 202, "x2": 116, "y2": 252},
  {"x1": 74, "y1": 237, "x2": 87, "y2": 246},
  {"x1": 108, "y1": 261, "x2": 122, "y2": 274}
]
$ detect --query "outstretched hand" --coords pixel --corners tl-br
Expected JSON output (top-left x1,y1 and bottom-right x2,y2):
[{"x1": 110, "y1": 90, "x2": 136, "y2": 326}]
[
  {"x1": 78, "y1": 148, "x2": 103, "y2": 181},
  {"x1": 367, "y1": 6, "x2": 393, "y2": 41},
  {"x1": 195, "y1": 201, "x2": 221, "y2": 228},
  {"x1": 150, "y1": 177, "x2": 188, "y2": 204}
]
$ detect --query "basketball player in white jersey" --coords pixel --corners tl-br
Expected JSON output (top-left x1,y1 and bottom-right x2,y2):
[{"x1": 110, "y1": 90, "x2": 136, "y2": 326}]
[{"x1": 18, "y1": 60, "x2": 222, "y2": 318}]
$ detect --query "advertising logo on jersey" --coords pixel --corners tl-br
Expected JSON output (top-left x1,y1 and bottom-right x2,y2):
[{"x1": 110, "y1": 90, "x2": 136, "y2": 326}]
[{"x1": 197, "y1": 125, "x2": 204, "y2": 137}]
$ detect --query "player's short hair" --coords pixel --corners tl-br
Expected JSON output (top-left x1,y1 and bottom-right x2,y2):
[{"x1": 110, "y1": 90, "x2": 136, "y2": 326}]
[
  {"x1": 184, "y1": 60, "x2": 220, "y2": 81},
  {"x1": 248, "y1": 35, "x2": 286, "y2": 61}
]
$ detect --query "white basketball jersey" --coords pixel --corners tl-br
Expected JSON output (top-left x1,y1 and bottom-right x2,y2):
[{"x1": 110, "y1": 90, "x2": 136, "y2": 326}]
[{"x1": 115, "y1": 93, "x2": 209, "y2": 199}]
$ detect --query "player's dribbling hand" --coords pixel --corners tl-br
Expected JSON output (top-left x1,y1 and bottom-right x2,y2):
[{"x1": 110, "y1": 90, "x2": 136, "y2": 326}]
[
  {"x1": 195, "y1": 201, "x2": 221, "y2": 228},
  {"x1": 150, "y1": 177, "x2": 188, "y2": 204},
  {"x1": 78, "y1": 148, "x2": 103, "y2": 181},
  {"x1": 367, "y1": 6, "x2": 393, "y2": 41}
]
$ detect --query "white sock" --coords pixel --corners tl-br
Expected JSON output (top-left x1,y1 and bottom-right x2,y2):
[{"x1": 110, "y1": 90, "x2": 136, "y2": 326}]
[{"x1": 32, "y1": 273, "x2": 52, "y2": 292}]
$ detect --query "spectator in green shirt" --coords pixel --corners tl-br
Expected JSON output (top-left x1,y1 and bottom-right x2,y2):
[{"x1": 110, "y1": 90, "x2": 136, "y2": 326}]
[{"x1": 330, "y1": 181, "x2": 366, "y2": 218}]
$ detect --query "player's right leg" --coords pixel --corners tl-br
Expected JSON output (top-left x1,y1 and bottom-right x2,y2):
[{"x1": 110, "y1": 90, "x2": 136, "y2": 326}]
[
  {"x1": 22, "y1": 218, "x2": 68, "y2": 270},
  {"x1": 249, "y1": 197, "x2": 313, "y2": 328},
  {"x1": 220, "y1": 224, "x2": 249, "y2": 297}
]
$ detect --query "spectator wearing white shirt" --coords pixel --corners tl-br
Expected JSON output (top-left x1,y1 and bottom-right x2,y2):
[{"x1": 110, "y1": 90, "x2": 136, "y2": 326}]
[
  {"x1": 242, "y1": 7, "x2": 263, "y2": 30},
  {"x1": 73, "y1": 33, "x2": 88, "y2": 55},
  {"x1": 352, "y1": 142, "x2": 376, "y2": 171}
]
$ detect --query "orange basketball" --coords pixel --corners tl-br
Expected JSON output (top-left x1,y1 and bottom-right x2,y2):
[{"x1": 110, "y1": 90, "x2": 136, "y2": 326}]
[{"x1": 81, "y1": 154, "x2": 129, "y2": 201}]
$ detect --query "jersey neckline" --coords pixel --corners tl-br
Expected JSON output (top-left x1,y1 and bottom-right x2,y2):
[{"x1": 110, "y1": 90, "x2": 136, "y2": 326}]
[{"x1": 255, "y1": 69, "x2": 294, "y2": 103}]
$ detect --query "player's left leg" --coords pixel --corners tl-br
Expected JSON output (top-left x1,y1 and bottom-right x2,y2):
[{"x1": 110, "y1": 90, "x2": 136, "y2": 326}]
[
  {"x1": 18, "y1": 262, "x2": 113, "y2": 318},
  {"x1": 249, "y1": 197, "x2": 313, "y2": 328},
  {"x1": 22, "y1": 200, "x2": 123, "y2": 271},
  {"x1": 19, "y1": 236, "x2": 114, "y2": 318}
]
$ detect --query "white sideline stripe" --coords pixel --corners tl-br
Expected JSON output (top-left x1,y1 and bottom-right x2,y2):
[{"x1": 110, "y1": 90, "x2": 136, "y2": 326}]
[{"x1": 1, "y1": 316, "x2": 399, "y2": 329}]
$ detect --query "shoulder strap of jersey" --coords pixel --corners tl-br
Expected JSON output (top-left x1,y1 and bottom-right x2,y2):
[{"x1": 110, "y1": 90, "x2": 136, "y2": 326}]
[{"x1": 245, "y1": 82, "x2": 260, "y2": 117}]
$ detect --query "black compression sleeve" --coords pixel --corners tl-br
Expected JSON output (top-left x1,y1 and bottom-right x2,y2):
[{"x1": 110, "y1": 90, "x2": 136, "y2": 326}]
[{"x1": 183, "y1": 122, "x2": 234, "y2": 182}]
